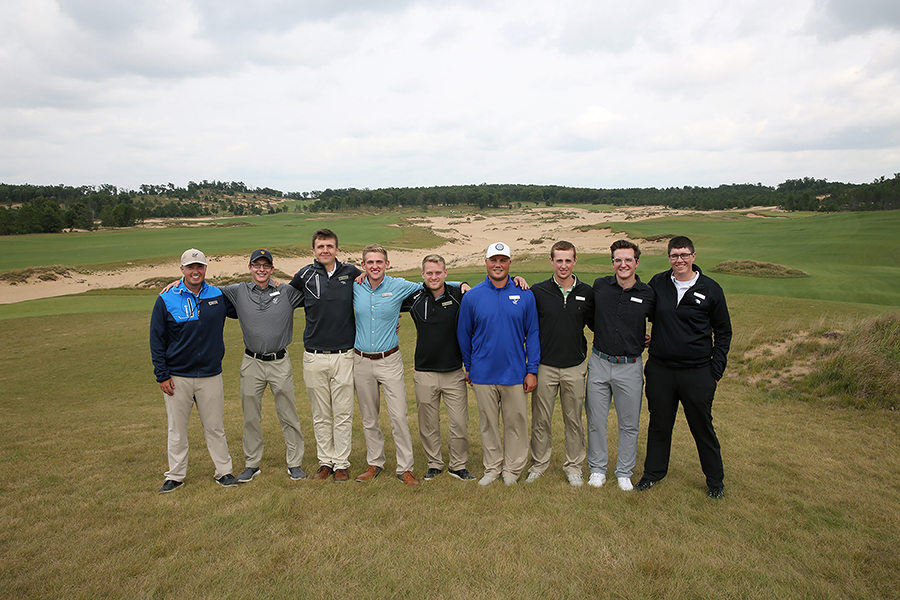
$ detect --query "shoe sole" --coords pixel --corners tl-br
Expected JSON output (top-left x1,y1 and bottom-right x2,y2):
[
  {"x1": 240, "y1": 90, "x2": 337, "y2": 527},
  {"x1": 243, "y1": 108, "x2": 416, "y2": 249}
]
[
  {"x1": 216, "y1": 480, "x2": 239, "y2": 487},
  {"x1": 449, "y1": 472, "x2": 474, "y2": 481}
]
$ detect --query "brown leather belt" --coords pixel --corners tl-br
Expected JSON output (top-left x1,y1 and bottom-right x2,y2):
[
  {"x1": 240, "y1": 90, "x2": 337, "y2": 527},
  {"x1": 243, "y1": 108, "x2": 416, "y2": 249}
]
[{"x1": 354, "y1": 346, "x2": 400, "y2": 360}]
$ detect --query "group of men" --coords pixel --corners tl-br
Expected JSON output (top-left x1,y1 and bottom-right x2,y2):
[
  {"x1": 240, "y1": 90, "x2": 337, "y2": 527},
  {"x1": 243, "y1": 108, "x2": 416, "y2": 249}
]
[{"x1": 150, "y1": 229, "x2": 731, "y2": 500}]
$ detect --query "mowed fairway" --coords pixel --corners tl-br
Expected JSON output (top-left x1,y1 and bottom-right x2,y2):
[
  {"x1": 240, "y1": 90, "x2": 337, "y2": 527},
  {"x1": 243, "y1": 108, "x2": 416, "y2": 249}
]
[{"x1": 1, "y1": 208, "x2": 899, "y2": 599}]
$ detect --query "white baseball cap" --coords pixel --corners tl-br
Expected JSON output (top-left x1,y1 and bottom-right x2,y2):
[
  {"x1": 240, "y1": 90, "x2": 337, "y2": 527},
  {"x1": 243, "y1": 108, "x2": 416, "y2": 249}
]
[
  {"x1": 180, "y1": 248, "x2": 208, "y2": 266},
  {"x1": 486, "y1": 242, "x2": 511, "y2": 259}
]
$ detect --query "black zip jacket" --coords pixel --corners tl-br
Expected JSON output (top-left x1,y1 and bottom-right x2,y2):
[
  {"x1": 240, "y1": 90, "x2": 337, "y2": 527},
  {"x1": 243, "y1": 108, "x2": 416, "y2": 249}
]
[
  {"x1": 289, "y1": 259, "x2": 361, "y2": 352},
  {"x1": 648, "y1": 266, "x2": 732, "y2": 380}
]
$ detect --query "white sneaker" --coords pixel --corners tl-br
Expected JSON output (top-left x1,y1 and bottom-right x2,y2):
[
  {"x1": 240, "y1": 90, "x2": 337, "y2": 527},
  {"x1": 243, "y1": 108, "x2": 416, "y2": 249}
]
[
  {"x1": 503, "y1": 477, "x2": 518, "y2": 486},
  {"x1": 567, "y1": 473, "x2": 584, "y2": 487},
  {"x1": 588, "y1": 473, "x2": 606, "y2": 487},
  {"x1": 617, "y1": 477, "x2": 634, "y2": 491},
  {"x1": 478, "y1": 474, "x2": 497, "y2": 486},
  {"x1": 525, "y1": 472, "x2": 542, "y2": 483}
]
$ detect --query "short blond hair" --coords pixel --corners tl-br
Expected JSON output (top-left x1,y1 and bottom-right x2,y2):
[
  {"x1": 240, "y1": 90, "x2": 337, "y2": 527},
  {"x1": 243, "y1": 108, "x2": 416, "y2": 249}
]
[
  {"x1": 421, "y1": 254, "x2": 446, "y2": 270},
  {"x1": 362, "y1": 244, "x2": 388, "y2": 262}
]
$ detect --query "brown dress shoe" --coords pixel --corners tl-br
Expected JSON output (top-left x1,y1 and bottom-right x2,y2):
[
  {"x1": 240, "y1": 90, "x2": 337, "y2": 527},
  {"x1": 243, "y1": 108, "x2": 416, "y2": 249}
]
[
  {"x1": 333, "y1": 468, "x2": 349, "y2": 482},
  {"x1": 398, "y1": 471, "x2": 420, "y2": 487},
  {"x1": 355, "y1": 465, "x2": 383, "y2": 481},
  {"x1": 312, "y1": 465, "x2": 333, "y2": 480}
]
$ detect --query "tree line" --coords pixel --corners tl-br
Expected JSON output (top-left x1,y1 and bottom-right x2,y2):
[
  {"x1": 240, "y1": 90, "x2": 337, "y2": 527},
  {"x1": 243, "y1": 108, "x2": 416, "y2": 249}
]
[{"x1": 1, "y1": 174, "x2": 899, "y2": 235}]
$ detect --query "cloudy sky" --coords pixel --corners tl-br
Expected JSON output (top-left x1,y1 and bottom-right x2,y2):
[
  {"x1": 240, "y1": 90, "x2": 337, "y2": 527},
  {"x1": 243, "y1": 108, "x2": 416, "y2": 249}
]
[{"x1": 1, "y1": 0, "x2": 899, "y2": 193}]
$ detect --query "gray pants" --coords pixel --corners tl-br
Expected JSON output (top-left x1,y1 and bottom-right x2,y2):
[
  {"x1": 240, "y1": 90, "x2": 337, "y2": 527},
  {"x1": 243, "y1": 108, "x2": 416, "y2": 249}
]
[{"x1": 585, "y1": 351, "x2": 643, "y2": 478}]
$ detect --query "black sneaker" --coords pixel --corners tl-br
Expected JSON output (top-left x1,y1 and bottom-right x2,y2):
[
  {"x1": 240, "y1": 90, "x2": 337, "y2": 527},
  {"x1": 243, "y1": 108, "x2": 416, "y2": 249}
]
[
  {"x1": 424, "y1": 468, "x2": 442, "y2": 481},
  {"x1": 449, "y1": 468, "x2": 476, "y2": 481},
  {"x1": 237, "y1": 467, "x2": 260, "y2": 483},
  {"x1": 707, "y1": 486, "x2": 725, "y2": 499},
  {"x1": 158, "y1": 479, "x2": 184, "y2": 493},
  {"x1": 216, "y1": 473, "x2": 239, "y2": 487},
  {"x1": 288, "y1": 466, "x2": 307, "y2": 480},
  {"x1": 634, "y1": 478, "x2": 657, "y2": 492}
]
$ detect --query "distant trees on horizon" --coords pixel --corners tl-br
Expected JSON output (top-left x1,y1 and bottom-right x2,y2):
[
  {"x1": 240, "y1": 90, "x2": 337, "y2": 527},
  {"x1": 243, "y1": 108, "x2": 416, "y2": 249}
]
[{"x1": 1, "y1": 174, "x2": 899, "y2": 236}]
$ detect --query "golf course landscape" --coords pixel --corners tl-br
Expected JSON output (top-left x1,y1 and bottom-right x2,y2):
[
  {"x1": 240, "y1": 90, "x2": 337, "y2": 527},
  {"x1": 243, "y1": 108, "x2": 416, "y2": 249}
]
[{"x1": 1, "y1": 205, "x2": 898, "y2": 599}]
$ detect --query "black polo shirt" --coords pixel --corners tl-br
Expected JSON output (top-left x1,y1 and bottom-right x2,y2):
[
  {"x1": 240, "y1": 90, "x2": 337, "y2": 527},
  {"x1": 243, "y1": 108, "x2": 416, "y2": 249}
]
[
  {"x1": 591, "y1": 274, "x2": 655, "y2": 358},
  {"x1": 531, "y1": 276, "x2": 595, "y2": 369},
  {"x1": 401, "y1": 285, "x2": 464, "y2": 372},
  {"x1": 289, "y1": 259, "x2": 361, "y2": 352}
]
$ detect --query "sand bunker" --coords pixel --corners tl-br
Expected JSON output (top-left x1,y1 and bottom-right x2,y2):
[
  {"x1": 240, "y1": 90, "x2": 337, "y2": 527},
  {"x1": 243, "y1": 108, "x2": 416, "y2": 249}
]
[{"x1": 0, "y1": 205, "x2": 728, "y2": 304}]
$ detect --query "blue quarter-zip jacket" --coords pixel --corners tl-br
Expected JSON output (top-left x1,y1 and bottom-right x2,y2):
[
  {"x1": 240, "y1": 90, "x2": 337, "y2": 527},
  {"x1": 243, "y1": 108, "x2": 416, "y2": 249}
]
[
  {"x1": 150, "y1": 280, "x2": 235, "y2": 382},
  {"x1": 457, "y1": 275, "x2": 540, "y2": 385}
]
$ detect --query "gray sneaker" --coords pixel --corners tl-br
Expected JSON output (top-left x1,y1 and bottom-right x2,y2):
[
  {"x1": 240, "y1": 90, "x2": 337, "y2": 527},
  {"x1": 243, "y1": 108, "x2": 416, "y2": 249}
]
[
  {"x1": 216, "y1": 473, "x2": 239, "y2": 487},
  {"x1": 288, "y1": 466, "x2": 307, "y2": 480},
  {"x1": 237, "y1": 467, "x2": 260, "y2": 483}
]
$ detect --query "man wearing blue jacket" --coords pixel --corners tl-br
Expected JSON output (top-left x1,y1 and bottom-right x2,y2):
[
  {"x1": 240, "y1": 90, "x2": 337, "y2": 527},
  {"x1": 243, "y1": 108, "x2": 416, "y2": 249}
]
[
  {"x1": 457, "y1": 242, "x2": 540, "y2": 486},
  {"x1": 150, "y1": 248, "x2": 238, "y2": 493}
]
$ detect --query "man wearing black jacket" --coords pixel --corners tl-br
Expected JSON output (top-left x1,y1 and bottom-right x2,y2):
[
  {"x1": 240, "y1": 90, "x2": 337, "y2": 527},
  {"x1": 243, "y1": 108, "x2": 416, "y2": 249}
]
[
  {"x1": 526, "y1": 241, "x2": 594, "y2": 486},
  {"x1": 636, "y1": 236, "x2": 732, "y2": 499},
  {"x1": 289, "y1": 229, "x2": 361, "y2": 483}
]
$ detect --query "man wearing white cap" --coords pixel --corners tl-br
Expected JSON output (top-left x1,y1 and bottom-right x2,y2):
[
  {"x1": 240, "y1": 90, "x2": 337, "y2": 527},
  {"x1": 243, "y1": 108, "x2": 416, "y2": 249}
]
[
  {"x1": 150, "y1": 248, "x2": 238, "y2": 493},
  {"x1": 457, "y1": 242, "x2": 541, "y2": 486}
]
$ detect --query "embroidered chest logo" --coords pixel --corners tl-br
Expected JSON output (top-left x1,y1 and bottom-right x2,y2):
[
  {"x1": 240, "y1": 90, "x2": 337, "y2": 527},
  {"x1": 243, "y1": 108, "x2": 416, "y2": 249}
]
[{"x1": 509, "y1": 294, "x2": 520, "y2": 305}]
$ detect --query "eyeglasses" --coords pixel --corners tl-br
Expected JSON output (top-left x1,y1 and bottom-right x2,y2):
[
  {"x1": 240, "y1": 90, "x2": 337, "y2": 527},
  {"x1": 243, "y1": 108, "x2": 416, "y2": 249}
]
[
  {"x1": 612, "y1": 258, "x2": 635, "y2": 265},
  {"x1": 250, "y1": 263, "x2": 273, "y2": 270},
  {"x1": 668, "y1": 253, "x2": 694, "y2": 262}
]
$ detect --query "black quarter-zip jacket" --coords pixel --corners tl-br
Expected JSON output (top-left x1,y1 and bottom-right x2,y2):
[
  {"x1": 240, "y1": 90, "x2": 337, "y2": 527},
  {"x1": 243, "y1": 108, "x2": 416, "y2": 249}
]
[{"x1": 647, "y1": 266, "x2": 732, "y2": 380}]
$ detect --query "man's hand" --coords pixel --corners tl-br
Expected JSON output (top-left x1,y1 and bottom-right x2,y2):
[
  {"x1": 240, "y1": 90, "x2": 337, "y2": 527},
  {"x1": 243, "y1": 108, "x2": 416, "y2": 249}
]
[
  {"x1": 523, "y1": 373, "x2": 537, "y2": 393},
  {"x1": 354, "y1": 273, "x2": 365, "y2": 284},
  {"x1": 460, "y1": 283, "x2": 471, "y2": 294},
  {"x1": 513, "y1": 276, "x2": 529, "y2": 290},
  {"x1": 464, "y1": 371, "x2": 472, "y2": 386},
  {"x1": 160, "y1": 280, "x2": 179, "y2": 294},
  {"x1": 644, "y1": 334, "x2": 651, "y2": 348},
  {"x1": 159, "y1": 378, "x2": 175, "y2": 396}
]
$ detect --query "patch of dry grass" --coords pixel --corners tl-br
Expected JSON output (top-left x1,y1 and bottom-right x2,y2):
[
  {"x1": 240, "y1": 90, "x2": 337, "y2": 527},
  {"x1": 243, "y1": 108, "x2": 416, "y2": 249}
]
[{"x1": 713, "y1": 260, "x2": 809, "y2": 278}]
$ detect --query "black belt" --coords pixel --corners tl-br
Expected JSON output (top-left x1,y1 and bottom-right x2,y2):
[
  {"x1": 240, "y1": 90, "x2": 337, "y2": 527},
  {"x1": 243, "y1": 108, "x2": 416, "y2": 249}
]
[
  {"x1": 354, "y1": 346, "x2": 400, "y2": 360},
  {"x1": 593, "y1": 348, "x2": 641, "y2": 364},
  {"x1": 305, "y1": 348, "x2": 353, "y2": 355},
  {"x1": 245, "y1": 348, "x2": 286, "y2": 361}
]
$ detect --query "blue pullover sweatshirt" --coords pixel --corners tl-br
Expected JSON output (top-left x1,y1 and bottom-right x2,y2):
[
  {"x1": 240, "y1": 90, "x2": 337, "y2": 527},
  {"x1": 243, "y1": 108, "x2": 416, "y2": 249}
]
[
  {"x1": 457, "y1": 275, "x2": 540, "y2": 385},
  {"x1": 150, "y1": 280, "x2": 236, "y2": 382}
]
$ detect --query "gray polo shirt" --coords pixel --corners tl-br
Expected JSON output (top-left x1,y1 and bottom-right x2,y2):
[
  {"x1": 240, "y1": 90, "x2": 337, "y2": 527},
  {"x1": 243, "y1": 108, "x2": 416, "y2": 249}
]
[{"x1": 220, "y1": 281, "x2": 304, "y2": 354}]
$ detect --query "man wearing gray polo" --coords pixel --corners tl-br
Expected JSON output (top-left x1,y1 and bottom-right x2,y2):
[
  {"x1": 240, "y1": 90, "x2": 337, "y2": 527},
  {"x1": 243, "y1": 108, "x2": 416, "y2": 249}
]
[
  {"x1": 219, "y1": 249, "x2": 306, "y2": 483},
  {"x1": 585, "y1": 240, "x2": 655, "y2": 491}
]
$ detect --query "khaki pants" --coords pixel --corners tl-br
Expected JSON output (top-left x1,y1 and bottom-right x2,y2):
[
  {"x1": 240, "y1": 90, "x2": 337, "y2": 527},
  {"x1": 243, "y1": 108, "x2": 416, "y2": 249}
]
[
  {"x1": 303, "y1": 350, "x2": 354, "y2": 470},
  {"x1": 354, "y1": 351, "x2": 415, "y2": 473},
  {"x1": 529, "y1": 362, "x2": 587, "y2": 477},
  {"x1": 163, "y1": 374, "x2": 233, "y2": 481},
  {"x1": 413, "y1": 368, "x2": 469, "y2": 471},
  {"x1": 473, "y1": 383, "x2": 528, "y2": 480},
  {"x1": 240, "y1": 352, "x2": 304, "y2": 469}
]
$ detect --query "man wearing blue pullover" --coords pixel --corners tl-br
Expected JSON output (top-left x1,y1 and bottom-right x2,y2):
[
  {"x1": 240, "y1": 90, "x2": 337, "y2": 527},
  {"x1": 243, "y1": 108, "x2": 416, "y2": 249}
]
[
  {"x1": 150, "y1": 248, "x2": 238, "y2": 493},
  {"x1": 457, "y1": 242, "x2": 540, "y2": 486}
]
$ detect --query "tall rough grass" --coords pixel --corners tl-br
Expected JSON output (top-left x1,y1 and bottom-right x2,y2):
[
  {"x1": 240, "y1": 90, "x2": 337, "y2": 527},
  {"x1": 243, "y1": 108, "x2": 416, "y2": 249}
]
[{"x1": 798, "y1": 313, "x2": 900, "y2": 409}]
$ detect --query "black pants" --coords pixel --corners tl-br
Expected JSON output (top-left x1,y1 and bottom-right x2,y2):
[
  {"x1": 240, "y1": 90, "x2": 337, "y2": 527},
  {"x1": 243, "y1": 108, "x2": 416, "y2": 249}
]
[{"x1": 642, "y1": 359, "x2": 724, "y2": 489}]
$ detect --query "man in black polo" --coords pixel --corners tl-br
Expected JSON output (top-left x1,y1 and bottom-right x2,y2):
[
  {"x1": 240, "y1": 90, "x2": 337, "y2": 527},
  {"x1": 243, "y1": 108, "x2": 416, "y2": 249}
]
[
  {"x1": 289, "y1": 229, "x2": 362, "y2": 482},
  {"x1": 585, "y1": 240, "x2": 655, "y2": 491},
  {"x1": 401, "y1": 254, "x2": 476, "y2": 482},
  {"x1": 526, "y1": 241, "x2": 594, "y2": 487},
  {"x1": 636, "y1": 236, "x2": 732, "y2": 499}
]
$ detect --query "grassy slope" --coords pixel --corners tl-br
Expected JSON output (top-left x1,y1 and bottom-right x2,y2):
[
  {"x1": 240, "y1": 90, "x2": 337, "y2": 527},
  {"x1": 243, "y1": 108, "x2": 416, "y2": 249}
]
[
  {"x1": 0, "y1": 295, "x2": 898, "y2": 599},
  {"x1": 2, "y1": 208, "x2": 900, "y2": 598}
]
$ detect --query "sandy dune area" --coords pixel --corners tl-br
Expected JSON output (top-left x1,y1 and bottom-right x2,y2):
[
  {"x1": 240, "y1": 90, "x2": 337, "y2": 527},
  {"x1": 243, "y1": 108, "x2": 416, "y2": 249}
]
[{"x1": 0, "y1": 205, "x2": 728, "y2": 304}]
